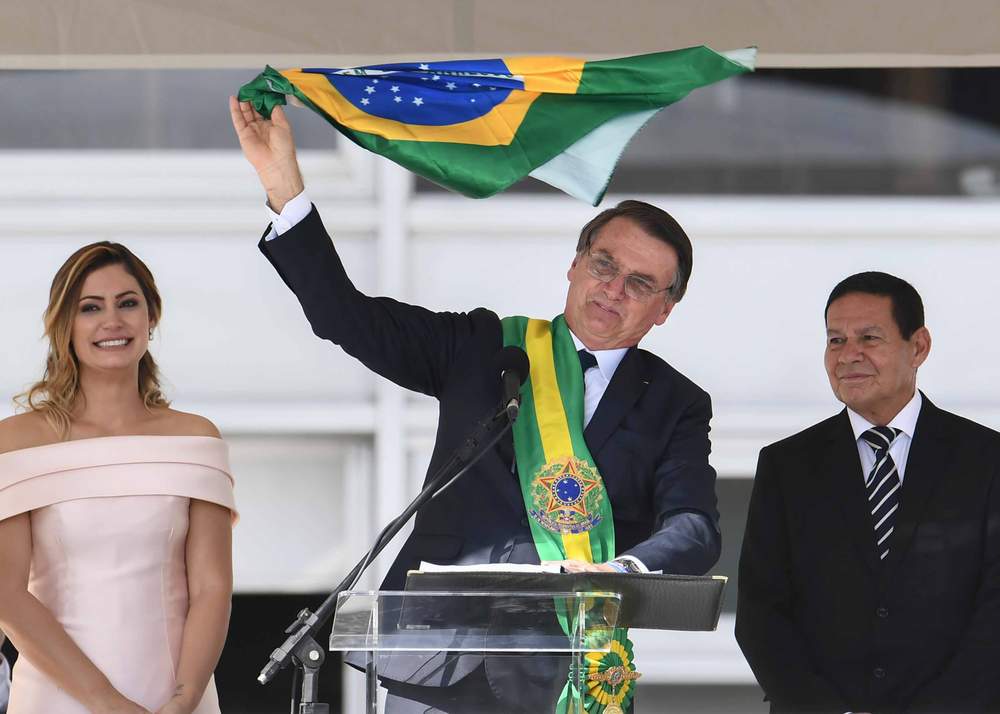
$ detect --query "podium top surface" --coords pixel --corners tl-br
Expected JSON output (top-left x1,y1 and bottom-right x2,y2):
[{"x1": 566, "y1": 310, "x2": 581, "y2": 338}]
[{"x1": 405, "y1": 571, "x2": 727, "y2": 631}]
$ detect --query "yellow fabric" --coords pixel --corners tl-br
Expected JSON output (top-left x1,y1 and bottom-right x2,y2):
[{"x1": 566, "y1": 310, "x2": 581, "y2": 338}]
[
  {"x1": 524, "y1": 319, "x2": 593, "y2": 562},
  {"x1": 282, "y1": 68, "x2": 540, "y2": 146},
  {"x1": 505, "y1": 56, "x2": 585, "y2": 93},
  {"x1": 584, "y1": 639, "x2": 633, "y2": 708}
]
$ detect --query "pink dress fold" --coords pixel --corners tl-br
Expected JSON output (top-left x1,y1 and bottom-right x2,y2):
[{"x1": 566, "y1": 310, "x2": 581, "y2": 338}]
[{"x1": 0, "y1": 436, "x2": 237, "y2": 714}]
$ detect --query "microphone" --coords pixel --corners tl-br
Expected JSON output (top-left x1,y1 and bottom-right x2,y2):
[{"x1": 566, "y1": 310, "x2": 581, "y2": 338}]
[{"x1": 498, "y1": 346, "x2": 530, "y2": 422}]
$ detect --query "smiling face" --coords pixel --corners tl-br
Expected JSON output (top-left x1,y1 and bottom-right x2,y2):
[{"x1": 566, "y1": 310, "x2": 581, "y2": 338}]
[
  {"x1": 71, "y1": 264, "x2": 152, "y2": 374},
  {"x1": 824, "y1": 292, "x2": 931, "y2": 425},
  {"x1": 563, "y1": 216, "x2": 677, "y2": 351}
]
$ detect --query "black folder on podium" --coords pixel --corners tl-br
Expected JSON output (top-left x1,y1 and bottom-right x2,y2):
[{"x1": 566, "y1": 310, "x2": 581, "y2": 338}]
[{"x1": 405, "y1": 571, "x2": 727, "y2": 631}]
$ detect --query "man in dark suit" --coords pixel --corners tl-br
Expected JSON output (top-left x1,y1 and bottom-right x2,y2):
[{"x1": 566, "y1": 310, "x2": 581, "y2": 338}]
[
  {"x1": 736, "y1": 271, "x2": 1000, "y2": 713},
  {"x1": 231, "y1": 98, "x2": 721, "y2": 712}
]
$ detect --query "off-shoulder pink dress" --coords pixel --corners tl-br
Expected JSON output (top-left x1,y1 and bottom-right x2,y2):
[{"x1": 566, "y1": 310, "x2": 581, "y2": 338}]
[{"x1": 0, "y1": 436, "x2": 237, "y2": 714}]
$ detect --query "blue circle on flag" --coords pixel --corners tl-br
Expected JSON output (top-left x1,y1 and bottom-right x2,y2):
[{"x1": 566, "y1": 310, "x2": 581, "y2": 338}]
[
  {"x1": 554, "y1": 477, "x2": 583, "y2": 504},
  {"x1": 303, "y1": 59, "x2": 525, "y2": 127}
]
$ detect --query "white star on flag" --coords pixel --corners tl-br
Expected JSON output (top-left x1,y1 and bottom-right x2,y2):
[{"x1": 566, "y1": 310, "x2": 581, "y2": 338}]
[
  {"x1": 412, "y1": 96, "x2": 424, "y2": 106},
  {"x1": 473, "y1": 83, "x2": 480, "y2": 87},
  {"x1": 393, "y1": 96, "x2": 402, "y2": 103},
  {"x1": 418, "y1": 63, "x2": 430, "y2": 70},
  {"x1": 445, "y1": 82, "x2": 456, "y2": 90},
  {"x1": 432, "y1": 75, "x2": 440, "y2": 81},
  {"x1": 390, "y1": 85, "x2": 400, "y2": 92},
  {"x1": 360, "y1": 97, "x2": 369, "y2": 105},
  {"x1": 364, "y1": 85, "x2": 376, "y2": 94}
]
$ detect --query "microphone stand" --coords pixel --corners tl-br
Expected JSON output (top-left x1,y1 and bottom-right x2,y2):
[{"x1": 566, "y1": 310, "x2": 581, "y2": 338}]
[{"x1": 258, "y1": 401, "x2": 517, "y2": 714}]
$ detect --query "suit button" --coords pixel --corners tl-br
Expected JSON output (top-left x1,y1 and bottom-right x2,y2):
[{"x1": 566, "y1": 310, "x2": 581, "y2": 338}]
[
  {"x1": 873, "y1": 667, "x2": 887, "y2": 679},
  {"x1": 876, "y1": 607, "x2": 889, "y2": 618}
]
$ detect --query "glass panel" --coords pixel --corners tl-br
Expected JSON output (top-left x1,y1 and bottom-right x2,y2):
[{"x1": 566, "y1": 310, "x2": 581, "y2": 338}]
[
  {"x1": 0, "y1": 69, "x2": 339, "y2": 149},
  {"x1": 329, "y1": 590, "x2": 621, "y2": 653}
]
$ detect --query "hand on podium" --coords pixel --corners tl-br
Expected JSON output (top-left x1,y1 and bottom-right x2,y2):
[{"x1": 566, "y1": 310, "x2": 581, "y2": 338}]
[{"x1": 543, "y1": 559, "x2": 619, "y2": 573}]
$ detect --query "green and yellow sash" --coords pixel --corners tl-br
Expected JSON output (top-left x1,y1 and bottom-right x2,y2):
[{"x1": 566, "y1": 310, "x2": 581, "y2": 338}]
[{"x1": 502, "y1": 315, "x2": 638, "y2": 714}]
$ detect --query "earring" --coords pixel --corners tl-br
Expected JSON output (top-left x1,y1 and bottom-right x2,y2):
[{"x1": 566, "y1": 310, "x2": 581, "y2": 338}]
[{"x1": 148, "y1": 328, "x2": 154, "y2": 341}]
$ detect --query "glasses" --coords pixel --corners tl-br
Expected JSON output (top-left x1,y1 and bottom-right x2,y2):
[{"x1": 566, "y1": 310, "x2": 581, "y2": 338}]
[{"x1": 584, "y1": 247, "x2": 673, "y2": 302}]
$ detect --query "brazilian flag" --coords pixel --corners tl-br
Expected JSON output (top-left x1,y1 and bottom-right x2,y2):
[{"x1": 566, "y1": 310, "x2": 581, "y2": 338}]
[{"x1": 238, "y1": 46, "x2": 754, "y2": 205}]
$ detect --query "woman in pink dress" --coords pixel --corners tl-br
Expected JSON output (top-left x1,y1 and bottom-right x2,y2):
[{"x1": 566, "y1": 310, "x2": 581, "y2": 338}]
[{"x1": 0, "y1": 243, "x2": 236, "y2": 714}]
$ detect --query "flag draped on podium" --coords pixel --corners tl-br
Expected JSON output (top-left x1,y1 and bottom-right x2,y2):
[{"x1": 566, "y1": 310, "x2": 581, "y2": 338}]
[{"x1": 237, "y1": 46, "x2": 754, "y2": 205}]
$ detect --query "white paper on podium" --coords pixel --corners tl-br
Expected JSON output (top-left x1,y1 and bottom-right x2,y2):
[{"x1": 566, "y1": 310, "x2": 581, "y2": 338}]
[{"x1": 417, "y1": 561, "x2": 562, "y2": 574}]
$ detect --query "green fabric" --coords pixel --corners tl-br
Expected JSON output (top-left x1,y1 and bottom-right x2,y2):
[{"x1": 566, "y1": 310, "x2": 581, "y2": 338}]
[
  {"x1": 501, "y1": 315, "x2": 615, "y2": 564},
  {"x1": 237, "y1": 47, "x2": 751, "y2": 203}
]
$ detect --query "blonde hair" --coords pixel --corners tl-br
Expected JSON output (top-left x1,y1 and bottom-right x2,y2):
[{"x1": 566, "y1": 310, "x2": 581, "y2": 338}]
[{"x1": 17, "y1": 242, "x2": 169, "y2": 438}]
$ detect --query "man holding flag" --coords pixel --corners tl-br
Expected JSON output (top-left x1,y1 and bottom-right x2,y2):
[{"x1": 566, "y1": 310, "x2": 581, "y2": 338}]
[
  {"x1": 236, "y1": 47, "x2": 753, "y2": 205},
  {"x1": 231, "y1": 87, "x2": 720, "y2": 712}
]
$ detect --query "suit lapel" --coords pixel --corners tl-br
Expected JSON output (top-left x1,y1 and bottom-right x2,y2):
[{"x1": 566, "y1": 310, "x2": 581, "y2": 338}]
[
  {"x1": 881, "y1": 395, "x2": 949, "y2": 574},
  {"x1": 583, "y1": 347, "x2": 650, "y2": 455},
  {"x1": 820, "y1": 411, "x2": 880, "y2": 572}
]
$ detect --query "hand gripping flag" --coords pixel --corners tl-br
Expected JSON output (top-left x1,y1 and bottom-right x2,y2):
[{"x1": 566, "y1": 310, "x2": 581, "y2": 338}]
[{"x1": 238, "y1": 46, "x2": 754, "y2": 205}]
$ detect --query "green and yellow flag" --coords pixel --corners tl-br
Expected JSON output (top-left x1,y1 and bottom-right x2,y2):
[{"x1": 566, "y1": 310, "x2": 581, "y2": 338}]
[{"x1": 238, "y1": 47, "x2": 754, "y2": 205}]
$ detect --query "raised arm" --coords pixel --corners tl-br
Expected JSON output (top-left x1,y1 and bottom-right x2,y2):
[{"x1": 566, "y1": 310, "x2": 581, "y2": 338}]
[
  {"x1": 231, "y1": 95, "x2": 495, "y2": 399},
  {"x1": 0, "y1": 512, "x2": 149, "y2": 714},
  {"x1": 229, "y1": 96, "x2": 304, "y2": 212}
]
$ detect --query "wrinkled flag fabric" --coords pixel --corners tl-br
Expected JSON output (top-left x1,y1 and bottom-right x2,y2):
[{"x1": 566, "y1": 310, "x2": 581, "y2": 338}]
[{"x1": 238, "y1": 47, "x2": 755, "y2": 205}]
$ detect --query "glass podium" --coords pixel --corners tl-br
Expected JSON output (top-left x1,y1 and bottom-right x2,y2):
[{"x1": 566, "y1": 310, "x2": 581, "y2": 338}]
[{"x1": 329, "y1": 590, "x2": 622, "y2": 713}]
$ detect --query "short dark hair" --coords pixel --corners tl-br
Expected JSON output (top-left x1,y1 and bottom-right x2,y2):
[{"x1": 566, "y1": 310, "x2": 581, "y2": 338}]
[
  {"x1": 575, "y1": 200, "x2": 693, "y2": 302},
  {"x1": 825, "y1": 271, "x2": 925, "y2": 339}
]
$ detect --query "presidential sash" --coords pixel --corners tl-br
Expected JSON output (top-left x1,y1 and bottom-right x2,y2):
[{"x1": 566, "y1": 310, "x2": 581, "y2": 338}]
[{"x1": 501, "y1": 315, "x2": 639, "y2": 714}]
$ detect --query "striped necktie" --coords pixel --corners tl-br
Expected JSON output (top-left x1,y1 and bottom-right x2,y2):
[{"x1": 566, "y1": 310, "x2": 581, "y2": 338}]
[{"x1": 861, "y1": 426, "x2": 903, "y2": 561}]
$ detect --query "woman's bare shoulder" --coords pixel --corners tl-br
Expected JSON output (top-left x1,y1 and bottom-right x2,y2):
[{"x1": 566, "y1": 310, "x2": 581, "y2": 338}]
[
  {"x1": 0, "y1": 412, "x2": 59, "y2": 455},
  {"x1": 154, "y1": 408, "x2": 222, "y2": 439}
]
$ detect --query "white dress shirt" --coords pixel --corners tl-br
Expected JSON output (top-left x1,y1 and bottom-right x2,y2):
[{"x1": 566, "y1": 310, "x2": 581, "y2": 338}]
[
  {"x1": 846, "y1": 390, "x2": 922, "y2": 483},
  {"x1": 569, "y1": 335, "x2": 650, "y2": 573},
  {"x1": 569, "y1": 332, "x2": 628, "y2": 429}
]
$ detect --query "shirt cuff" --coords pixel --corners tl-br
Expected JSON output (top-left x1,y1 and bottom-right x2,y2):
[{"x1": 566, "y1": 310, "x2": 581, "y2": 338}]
[
  {"x1": 610, "y1": 555, "x2": 649, "y2": 574},
  {"x1": 264, "y1": 190, "x2": 312, "y2": 240}
]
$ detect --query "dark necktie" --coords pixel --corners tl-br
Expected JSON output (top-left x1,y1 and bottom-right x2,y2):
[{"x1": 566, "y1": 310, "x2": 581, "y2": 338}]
[
  {"x1": 578, "y1": 349, "x2": 598, "y2": 372},
  {"x1": 861, "y1": 426, "x2": 903, "y2": 561}
]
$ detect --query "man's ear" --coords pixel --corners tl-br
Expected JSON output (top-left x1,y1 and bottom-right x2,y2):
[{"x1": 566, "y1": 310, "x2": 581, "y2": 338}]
[
  {"x1": 567, "y1": 254, "x2": 581, "y2": 281},
  {"x1": 910, "y1": 326, "x2": 932, "y2": 369},
  {"x1": 653, "y1": 299, "x2": 676, "y2": 327}
]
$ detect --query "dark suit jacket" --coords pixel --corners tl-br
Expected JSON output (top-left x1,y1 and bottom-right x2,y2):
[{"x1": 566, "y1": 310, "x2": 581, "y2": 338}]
[
  {"x1": 260, "y1": 207, "x2": 722, "y2": 709},
  {"x1": 736, "y1": 395, "x2": 1000, "y2": 714}
]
